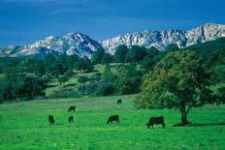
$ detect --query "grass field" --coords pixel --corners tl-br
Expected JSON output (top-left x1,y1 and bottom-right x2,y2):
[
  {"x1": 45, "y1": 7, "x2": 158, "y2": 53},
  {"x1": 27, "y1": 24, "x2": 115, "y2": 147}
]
[{"x1": 0, "y1": 95, "x2": 225, "y2": 150}]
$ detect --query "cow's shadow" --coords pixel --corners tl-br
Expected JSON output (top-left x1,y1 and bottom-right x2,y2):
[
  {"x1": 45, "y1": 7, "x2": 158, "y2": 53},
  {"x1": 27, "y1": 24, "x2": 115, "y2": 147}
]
[{"x1": 174, "y1": 122, "x2": 225, "y2": 127}]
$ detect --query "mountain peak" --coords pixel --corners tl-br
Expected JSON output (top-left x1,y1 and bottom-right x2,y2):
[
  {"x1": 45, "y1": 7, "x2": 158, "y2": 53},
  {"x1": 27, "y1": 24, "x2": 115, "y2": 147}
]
[
  {"x1": 65, "y1": 32, "x2": 90, "y2": 38},
  {"x1": 0, "y1": 31, "x2": 102, "y2": 57}
]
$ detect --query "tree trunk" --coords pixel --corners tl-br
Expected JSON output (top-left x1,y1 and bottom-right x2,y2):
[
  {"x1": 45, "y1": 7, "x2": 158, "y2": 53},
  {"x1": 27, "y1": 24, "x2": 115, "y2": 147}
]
[
  {"x1": 179, "y1": 103, "x2": 190, "y2": 125},
  {"x1": 181, "y1": 111, "x2": 189, "y2": 125},
  {"x1": 29, "y1": 92, "x2": 32, "y2": 100}
]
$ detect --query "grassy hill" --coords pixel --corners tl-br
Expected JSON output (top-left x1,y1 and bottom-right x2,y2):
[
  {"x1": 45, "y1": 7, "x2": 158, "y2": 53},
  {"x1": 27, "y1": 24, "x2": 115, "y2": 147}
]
[
  {"x1": 0, "y1": 95, "x2": 225, "y2": 149},
  {"x1": 44, "y1": 63, "x2": 131, "y2": 97}
]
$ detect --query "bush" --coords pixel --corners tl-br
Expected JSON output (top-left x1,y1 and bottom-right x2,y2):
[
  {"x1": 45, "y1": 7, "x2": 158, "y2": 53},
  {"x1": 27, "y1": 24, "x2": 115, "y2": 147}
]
[
  {"x1": 65, "y1": 70, "x2": 74, "y2": 78},
  {"x1": 114, "y1": 45, "x2": 129, "y2": 63},
  {"x1": 119, "y1": 76, "x2": 141, "y2": 95},
  {"x1": 75, "y1": 56, "x2": 93, "y2": 72},
  {"x1": 125, "y1": 45, "x2": 147, "y2": 63},
  {"x1": 50, "y1": 87, "x2": 80, "y2": 98},
  {"x1": 166, "y1": 43, "x2": 179, "y2": 51},
  {"x1": 91, "y1": 48, "x2": 105, "y2": 64},
  {"x1": 101, "y1": 53, "x2": 114, "y2": 64},
  {"x1": 89, "y1": 72, "x2": 102, "y2": 83},
  {"x1": 95, "y1": 82, "x2": 115, "y2": 96},
  {"x1": 77, "y1": 76, "x2": 89, "y2": 84},
  {"x1": 115, "y1": 64, "x2": 142, "y2": 95},
  {"x1": 58, "y1": 75, "x2": 69, "y2": 85}
]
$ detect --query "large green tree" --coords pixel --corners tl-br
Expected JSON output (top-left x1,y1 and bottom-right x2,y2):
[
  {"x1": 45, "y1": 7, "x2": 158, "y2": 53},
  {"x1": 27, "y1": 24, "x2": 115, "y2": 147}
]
[
  {"x1": 140, "y1": 47, "x2": 161, "y2": 72},
  {"x1": 101, "y1": 53, "x2": 114, "y2": 64},
  {"x1": 0, "y1": 73, "x2": 48, "y2": 101},
  {"x1": 77, "y1": 76, "x2": 89, "y2": 85},
  {"x1": 145, "y1": 46, "x2": 160, "y2": 57},
  {"x1": 114, "y1": 45, "x2": 129, "y2": 63},
  {"x1": 91, "y1": 48, "x2": 105, "y2": 64},
  {"x1": 67, "y1": 54, "x2": 79, "y2": 70},
  {"x1": 21, "y1": 58, "x2": 38, "y2": 73},
  {"x1": 135, "y1": 50, "x2": 216, "y2": 125},
  {"x1": 75, "y1": 57, "x2": 93, "y2": 72},
  {"x1": 166, "y1": 43, "x2": 179, "y2": 51},
  {"x1": 216, "y1": 87, "x2": 225, "y2": 104},
  {"x1": 125, "y1": 45, "x2": 147, "y2": 63},
  {"x1": 102, "y1": 65, "x2": 115, "y2": 82},
  {"x1": 116, "y1": 64, "x2": 141, "y2": 95},
  {"x1": 21, "y1": 74, "x2": 47, "y2": 100}
]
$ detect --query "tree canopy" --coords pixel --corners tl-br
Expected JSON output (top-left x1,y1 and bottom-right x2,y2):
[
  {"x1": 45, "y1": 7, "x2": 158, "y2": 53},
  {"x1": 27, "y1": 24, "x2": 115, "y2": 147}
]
[
  {"x1": 125, "y1": 45, "x2": 147, "y2": 63},
  {"x1": 135, "y1": 50, "x2": 217, "y2": 125},
  {"x1": 114, "y1": 45, "x2": 129, "y2": 63},
  {"x1": 91, "y1": 48, "x2": 105, "y2": 64},
  {"x1": 116, "y1": 64, "x2": 141, "y2": 95},
  {"x1": 75, "y1": 56, "x2": 93, "y2": 72},
  {"x1": 166, "y1": 43, "x2": 179, "y2": 51}
]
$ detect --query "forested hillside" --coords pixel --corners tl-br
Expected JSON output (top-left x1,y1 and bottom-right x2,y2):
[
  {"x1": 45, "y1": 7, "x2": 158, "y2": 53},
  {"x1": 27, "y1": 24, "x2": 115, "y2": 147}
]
[{"x1": 0, "y1": 38, "x2": 224, "y2": 104}]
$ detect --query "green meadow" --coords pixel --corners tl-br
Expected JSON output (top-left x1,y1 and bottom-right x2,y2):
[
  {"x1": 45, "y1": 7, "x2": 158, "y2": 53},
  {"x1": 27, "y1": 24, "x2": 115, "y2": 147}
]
[{"x1": 0, "y1": 95, "x2": 225, "y2": 150}]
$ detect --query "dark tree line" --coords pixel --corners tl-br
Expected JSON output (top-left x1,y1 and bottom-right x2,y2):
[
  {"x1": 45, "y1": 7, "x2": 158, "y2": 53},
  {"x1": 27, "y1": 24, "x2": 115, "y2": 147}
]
[
  {"x1": 0, "y1": 54, "x2": 94, "y2": 102},
  {"x1": 91, "y1": 44, "x2": 163, "y2": 65}
]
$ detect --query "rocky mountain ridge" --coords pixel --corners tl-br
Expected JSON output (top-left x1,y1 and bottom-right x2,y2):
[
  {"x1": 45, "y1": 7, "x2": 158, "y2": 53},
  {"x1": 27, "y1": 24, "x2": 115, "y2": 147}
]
[
  {"x1": 0, "y1": 23, "x2": 225, "y2": 57},
  {"x1": 101, "y1": 23, "x2": 225, "y2": 53}
]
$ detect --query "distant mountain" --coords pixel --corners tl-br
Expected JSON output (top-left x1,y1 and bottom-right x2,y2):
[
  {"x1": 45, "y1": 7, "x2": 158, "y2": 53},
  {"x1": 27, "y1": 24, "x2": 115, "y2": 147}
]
[
  {"x1": 0, "y1": 23, "x2": 225, "y2": 57},
  {"x1": 0, "y1": 32, "x2": 102, "y2": 57},
  {"x1": 101, "y1": 23, "x2": 225, "y2": 53}
]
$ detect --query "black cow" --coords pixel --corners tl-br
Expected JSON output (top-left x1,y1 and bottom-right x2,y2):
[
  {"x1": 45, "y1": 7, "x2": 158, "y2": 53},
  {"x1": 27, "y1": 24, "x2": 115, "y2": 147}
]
[
  {"x1": 68, "y1": 116, "x2": 74, "y2": 123},
  {"x1": 117, "y1": 99, "x2": 122, "y2": 105},
  {"x1": 147, "y1": 116, "x2": 165, "y2": 128},
  {"x1": 106, "y1": 115, "x2": 120, "y2": 124},
  {"x1": 48, "y1": 115, "x2": 55, "y2": 125},
  {"x1": 68, "y1": 106, "x2": 76, "y2": 112}
]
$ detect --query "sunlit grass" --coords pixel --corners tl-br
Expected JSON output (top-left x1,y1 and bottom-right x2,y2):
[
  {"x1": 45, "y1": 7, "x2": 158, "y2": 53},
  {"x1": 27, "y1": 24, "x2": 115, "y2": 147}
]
[{"x1": 0, "y1": 95, "x2": 225, "y2": 149}]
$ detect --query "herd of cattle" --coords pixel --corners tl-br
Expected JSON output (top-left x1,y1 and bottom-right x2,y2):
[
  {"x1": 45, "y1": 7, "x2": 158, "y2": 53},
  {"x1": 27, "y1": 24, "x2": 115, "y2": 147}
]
[{"x1": 48, "y1": 99, "x2": 166, "y2": 129}]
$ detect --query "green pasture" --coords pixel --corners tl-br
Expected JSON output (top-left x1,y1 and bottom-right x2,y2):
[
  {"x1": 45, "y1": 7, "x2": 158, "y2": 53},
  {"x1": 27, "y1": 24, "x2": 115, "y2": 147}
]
[{"x1": 0, "y1": 95, "x2": 225, "y2": 150}]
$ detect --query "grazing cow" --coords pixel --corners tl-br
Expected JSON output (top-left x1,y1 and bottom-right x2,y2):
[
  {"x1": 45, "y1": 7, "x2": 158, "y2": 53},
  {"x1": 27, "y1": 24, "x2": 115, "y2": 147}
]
[
  {"x1": 68, "y1": 116, "x2": 74, "y2": 123},
  {"x1": 147, "y1": 116, "x2": 166, "y2": 128},
  {"x1": 117, "y1": 99, "x2": 122, "y2": 105},
  {"x1": 48, "y1": 115, "x2": 55, "y2": 125},
  {"x1": 106, "y1": 115, "x2": 120, "y2": 124},
  {"x1": 68, "y1": 106, "x2": 76, "y2": 112}
]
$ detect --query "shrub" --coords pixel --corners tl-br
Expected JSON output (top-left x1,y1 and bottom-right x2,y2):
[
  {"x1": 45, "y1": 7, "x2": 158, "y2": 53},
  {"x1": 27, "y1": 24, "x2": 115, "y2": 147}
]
[
  {"x1": 50, "y1": 87, "x2": 80, "y2": 98},
  {"x1": 95, "y1": 82, "x2": 115, "y2": 96},
  {"x1": 77, "y1": 76, "x2": 89, "y2": 84}
]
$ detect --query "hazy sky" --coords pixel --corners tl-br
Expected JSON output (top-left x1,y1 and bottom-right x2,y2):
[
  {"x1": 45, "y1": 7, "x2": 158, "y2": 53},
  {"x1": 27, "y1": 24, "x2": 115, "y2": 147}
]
[{"x1": 0, "y1": 0, "x2": 224, "y2": 47}]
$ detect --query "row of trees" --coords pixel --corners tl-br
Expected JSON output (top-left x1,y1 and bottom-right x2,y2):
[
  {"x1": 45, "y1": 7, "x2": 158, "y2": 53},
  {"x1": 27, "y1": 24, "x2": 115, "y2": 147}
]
[
  {"x1": 0, "y1": 70, "x2": 48, "y2": 102},
  {"x1": 20, "y1": 54, "x2": 93, "y2": 77},
  {"x1": 91, "y1": 45, "x2": 162, "y2": 65},
  {"x1": 0, "y1": 54, "x2": 94, "y2": 102}
]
